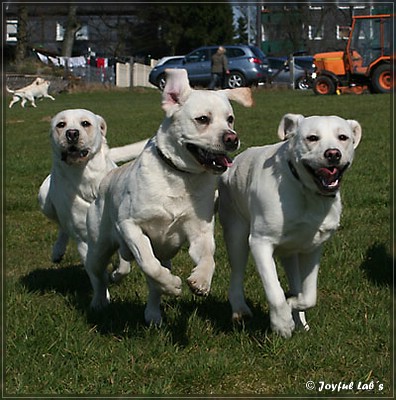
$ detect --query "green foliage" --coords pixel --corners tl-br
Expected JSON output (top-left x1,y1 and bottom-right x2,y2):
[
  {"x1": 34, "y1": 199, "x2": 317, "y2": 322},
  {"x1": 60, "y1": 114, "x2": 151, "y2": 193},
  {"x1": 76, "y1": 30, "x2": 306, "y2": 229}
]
[
  {"x1": 132, "y1": 4, "x2": 235, "y2": 57},
  {"x1": 4, "y1": 88, "x2": 392, "y2": 396}
]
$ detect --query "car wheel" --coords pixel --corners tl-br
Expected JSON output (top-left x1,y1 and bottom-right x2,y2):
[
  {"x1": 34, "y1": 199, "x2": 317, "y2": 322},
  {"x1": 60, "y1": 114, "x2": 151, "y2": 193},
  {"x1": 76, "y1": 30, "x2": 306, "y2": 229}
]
[
  {"x1": 295, "y1": 77, "x2": 310, "y2": 90},
  {"x1": 158, "y1": 74, "x2": 166, "y2": 91},
  {"x1": 227, "y1": 72, "x2": 246, "y2": 88}
]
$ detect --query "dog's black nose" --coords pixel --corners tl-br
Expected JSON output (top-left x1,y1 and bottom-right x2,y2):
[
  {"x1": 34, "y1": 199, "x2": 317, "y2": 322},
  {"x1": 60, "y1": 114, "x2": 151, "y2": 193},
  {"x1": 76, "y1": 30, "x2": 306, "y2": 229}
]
[
  {"x1": 324, "y1": 148, "x2": 341, "y2": 163},
  {"x1": 223, "y1": 131, "x2": 239, "y2": 151},
  {"x1": 66, "y1": 129, "x2": 79, "y2": 144}
]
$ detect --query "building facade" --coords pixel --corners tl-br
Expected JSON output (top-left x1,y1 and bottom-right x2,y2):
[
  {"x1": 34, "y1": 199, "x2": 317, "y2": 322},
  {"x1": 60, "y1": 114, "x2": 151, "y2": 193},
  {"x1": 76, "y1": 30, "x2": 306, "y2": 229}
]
[{"x1": 260, "y1": 3, "x2": 392, "y2": 56}]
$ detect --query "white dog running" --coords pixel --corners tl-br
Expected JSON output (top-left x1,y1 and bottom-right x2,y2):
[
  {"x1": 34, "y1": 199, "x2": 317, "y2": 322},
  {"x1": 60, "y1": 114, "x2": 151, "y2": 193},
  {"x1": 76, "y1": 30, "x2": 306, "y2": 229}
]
[
  {"x1": 85, "y1": 69, "x2": 253, "y2": 325},
  {"x1": 38, "y1": 109, "x2": 146, "y2": 280},
  {"x1": 7, "y1": 77, "x2": 55, "y2": 108},
  {"x1": 219, "y1": 114, "x2": 362, "y2": 338}
]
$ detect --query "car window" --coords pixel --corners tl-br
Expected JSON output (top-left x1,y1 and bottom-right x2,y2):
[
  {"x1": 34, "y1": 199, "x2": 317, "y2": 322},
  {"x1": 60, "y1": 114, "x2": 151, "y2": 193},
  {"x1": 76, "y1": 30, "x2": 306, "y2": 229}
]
[
  {"x1": 185, "y1": 49, "x2": 209, "y2": 63},
  {"x1": 225, "y1": 48, "x2": 246, "y2": 58},
  {"x1": 249, "y1": 46, "x2": 267, "y2": 61},
  {"x1": 163, "y1": 58, "x2": 182, "y2": 65}
]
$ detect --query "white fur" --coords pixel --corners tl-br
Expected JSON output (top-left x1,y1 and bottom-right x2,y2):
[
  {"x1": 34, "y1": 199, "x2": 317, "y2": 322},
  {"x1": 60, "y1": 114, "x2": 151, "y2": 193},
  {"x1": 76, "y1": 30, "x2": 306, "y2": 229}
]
[
  {"x1": 7, "y1": 77, "x2": 55, "y2": 108},
  {"x1": 85, "y1": 69, "x2": 253, "y2": 325},
  {"x1": 219, "y1": 114, "x2": 362, "y2": 338},
  {"x1": 38, "y1": 109, "x2": 144, "y2": 279}
]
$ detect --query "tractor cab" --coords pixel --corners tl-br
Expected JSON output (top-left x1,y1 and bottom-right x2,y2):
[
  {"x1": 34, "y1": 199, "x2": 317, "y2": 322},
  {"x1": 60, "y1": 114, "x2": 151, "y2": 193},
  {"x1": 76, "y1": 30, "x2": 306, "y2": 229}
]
[{"x1": 313, "y1": 14, "x2": 392, "y2": 95}]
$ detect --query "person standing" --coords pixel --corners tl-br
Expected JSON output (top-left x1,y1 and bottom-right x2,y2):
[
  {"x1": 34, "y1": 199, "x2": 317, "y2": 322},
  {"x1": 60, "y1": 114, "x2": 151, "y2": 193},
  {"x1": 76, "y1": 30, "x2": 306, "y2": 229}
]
[{"x1": 209, "y1": 46, "x2": 229, "y2": 90}]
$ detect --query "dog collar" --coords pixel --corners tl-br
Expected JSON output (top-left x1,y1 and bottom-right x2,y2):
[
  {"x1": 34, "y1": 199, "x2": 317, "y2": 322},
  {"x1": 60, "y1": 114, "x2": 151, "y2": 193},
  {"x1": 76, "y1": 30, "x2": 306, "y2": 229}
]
[
  {"x1": 156, "y1": 146, "x2": 190, "y2": 174},
  {"x1": 288, "y1": 160, "x2": 300, "y2": 181}
]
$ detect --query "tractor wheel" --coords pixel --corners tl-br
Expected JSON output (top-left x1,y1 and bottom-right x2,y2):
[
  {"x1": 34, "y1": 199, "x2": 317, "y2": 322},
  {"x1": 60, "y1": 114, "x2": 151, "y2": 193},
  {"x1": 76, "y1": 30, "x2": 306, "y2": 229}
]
[
  {"x1": 371, "y1": 64, "x2": 391, "y2": 94},
  {"x1": 313, "y1": 75, "x2": 336, "y2": 95}
]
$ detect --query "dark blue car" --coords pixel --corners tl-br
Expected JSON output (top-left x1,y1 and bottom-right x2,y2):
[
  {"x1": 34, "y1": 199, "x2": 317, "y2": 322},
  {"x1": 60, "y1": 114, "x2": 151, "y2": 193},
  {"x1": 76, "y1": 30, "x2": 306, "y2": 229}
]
[{"x1": 149, "y1": 44, "x2": 270, "y2": 90}]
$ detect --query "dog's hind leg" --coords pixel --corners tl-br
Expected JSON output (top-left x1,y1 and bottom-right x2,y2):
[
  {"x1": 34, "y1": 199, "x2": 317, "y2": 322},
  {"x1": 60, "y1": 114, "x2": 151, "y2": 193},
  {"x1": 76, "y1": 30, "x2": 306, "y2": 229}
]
[
  {"x1": 52, "y1": 230, "x2": 69, "y2": 263},
  {"x1": 222, "y1": 216, "x2": 253, "y2": 322},
  {"x1": 85, "y1": 241, "x2": 112, "y2": 310},
  {"x1": 9, "y1": 96, "x2": 19, "y2": 108}
]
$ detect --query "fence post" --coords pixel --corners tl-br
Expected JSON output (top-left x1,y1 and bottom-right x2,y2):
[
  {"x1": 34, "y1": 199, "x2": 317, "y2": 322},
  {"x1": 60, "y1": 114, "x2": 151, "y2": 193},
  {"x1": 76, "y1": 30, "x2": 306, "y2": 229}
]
[{"x1": 289, "y1": 54, "x2": 295, "y2": 90}]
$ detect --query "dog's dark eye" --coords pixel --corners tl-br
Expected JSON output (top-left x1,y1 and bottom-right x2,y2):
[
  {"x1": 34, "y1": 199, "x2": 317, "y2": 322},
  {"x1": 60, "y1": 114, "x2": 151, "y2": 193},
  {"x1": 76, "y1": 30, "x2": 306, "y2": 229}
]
[
  {"x1": 81, "y1": 120, "x2": 92, "y2": 128},
  {"x1": 338, "y1": 134, "x2": 349, "y2": 141},
  {"x1": 195, "y1": 116, "x2": 210, "y2": 125},
  {"x1": 307, "y1": 135, "x2": 319, "y2": 142},
  {"x1": 56, "y1": 122, "x2": 66, "y2": 128},
  {"x1": 227, "y1": 116, "x2": 234, "y2": 124}
]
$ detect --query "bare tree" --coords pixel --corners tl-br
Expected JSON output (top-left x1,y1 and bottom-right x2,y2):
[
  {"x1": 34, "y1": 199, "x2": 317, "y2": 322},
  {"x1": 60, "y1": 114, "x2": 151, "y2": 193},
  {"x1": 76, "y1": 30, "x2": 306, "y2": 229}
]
[
  {"x1": 61, "y1": 5, "x2": 81, "y2": 57},
  {"x1": 14, "y1": 5, "x2": 28, "y2": 70}
]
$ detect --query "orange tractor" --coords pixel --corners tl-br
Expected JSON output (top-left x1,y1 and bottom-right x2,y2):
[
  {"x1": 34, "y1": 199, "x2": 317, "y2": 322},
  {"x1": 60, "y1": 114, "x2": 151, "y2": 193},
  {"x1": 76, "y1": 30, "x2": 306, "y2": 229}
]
[{"x1": 312, "y1": 14, "x2": 393, "y2": 95}]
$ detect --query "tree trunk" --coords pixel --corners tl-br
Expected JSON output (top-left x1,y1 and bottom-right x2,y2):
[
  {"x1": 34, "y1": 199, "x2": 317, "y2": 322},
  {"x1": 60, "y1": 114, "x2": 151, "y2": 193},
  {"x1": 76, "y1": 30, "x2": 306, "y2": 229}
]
[
  {"x1": 61, "y1": 5, "x2": 80, "y2": 57},
  {"x1": 14, "y1": 5, "x2": 28, "y2": 70}
]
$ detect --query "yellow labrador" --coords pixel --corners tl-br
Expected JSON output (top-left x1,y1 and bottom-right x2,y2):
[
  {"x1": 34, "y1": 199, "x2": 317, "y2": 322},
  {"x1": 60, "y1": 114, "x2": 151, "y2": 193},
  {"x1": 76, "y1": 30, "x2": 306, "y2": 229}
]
[
  {"x1": 38, "y1": 109, "x2": 146, "y2": 280},
  {"x1": 85, "y1": 69, "x2": 253, "y2": 325},
  {"x1": 219, "y1": 114, "x2": 362, "y2": 338},
  {"x1": 7, "y1": 77, "x2": 55, "y2": 108}
]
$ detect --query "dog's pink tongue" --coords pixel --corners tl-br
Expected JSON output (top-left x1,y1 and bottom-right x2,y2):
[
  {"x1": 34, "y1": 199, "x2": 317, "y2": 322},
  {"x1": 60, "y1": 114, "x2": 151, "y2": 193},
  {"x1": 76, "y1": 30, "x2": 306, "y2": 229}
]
[
  {"x1": 317, "y1": 167, "x2": 339, "y2": 185},
  {"x1": 216, "y1": 154, "x2": 233, "y2": 167},
  {"x1": 318, "y1": 167, "x2": 338, "y2": 177}
]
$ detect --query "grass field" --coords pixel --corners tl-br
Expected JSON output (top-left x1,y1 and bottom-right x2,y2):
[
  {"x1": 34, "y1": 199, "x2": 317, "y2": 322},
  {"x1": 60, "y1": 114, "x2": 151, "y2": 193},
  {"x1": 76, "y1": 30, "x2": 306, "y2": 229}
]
[{"x1": 4, "y1": 87, "x2": 393, "y2": 397}]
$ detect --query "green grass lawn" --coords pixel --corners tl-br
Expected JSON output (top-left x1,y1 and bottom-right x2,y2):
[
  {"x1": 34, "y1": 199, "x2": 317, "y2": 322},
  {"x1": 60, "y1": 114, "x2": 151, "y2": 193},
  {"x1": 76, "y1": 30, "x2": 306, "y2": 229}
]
[{"x1": 4, "y1": 87, "x2": 392, "y2": 396}]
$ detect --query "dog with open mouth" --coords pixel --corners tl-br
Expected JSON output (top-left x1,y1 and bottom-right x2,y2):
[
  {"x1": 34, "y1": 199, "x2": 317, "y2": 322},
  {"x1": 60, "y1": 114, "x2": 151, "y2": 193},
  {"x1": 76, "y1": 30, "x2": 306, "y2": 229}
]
[
  {"x1": 218, "y1": 113, "x2": 362, "y2": 338},
  {"x1": 38, "y1": 109, "x2": 146, "y2": 278},
  {"x1": 85, "y1": 69, "x2": 253, "y2": 325}
]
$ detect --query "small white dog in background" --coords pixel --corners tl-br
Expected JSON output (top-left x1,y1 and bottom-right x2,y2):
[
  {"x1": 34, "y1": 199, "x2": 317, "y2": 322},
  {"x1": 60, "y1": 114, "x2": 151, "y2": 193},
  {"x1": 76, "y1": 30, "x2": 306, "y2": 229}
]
[
  {"x1": 7, "y1": 77, "x2": 55, "y2": 108},
  {"x1": 219, "y1": 113, "x2": 362, "y2": 338},
  {"x1": 38, "y1": 109, "x2": 146, "y2": 280},
  {"x1": 85, "y1": 69, "x2": 253, "y2": 325}
]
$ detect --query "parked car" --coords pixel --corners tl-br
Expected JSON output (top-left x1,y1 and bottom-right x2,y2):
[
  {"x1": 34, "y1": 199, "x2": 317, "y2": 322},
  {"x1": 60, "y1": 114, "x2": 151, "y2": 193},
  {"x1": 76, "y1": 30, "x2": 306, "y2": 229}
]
[
  {"x1": 155, "y1": 55, "x2": 184, "y2": 67},
  {"x1": 149, "y1": 44, "x2": 270, "y2": 90},
  {"x1": 267, "y1": 56, "x2": 314, "y2": 90}
]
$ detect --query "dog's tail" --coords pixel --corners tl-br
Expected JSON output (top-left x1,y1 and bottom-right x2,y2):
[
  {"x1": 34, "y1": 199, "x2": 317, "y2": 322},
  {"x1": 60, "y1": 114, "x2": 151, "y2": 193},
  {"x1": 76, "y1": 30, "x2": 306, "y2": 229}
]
[
  {"x1": 109, "y1": 139, "x2": 149, "y2": 164},
  {"x1": 6, "y1": 86, "x2": 15, "y2": 94}
]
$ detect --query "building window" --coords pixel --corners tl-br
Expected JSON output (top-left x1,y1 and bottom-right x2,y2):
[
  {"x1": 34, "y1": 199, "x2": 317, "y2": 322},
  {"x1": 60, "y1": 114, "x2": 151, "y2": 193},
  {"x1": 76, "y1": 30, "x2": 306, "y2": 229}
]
[
  {"x1": 56, "y1": 23, "x2": 88, "y2": 41},
  {"x1": 76, "y1": 25, "x2": 89, "y2": 41},
  {"x1": 308, "y1": 25, "x2": 324, "y2": 40},
  {"x1": 309, "y1": 5, "x2": 323, "y2": 10},
  {"x1": 56, "y1": 22, "x2": 65, "y2": 41},
  {"x1": 337, "y1": 25, "x2": 350, "y2": 40},
  {"x1": 6, "y1": 19, "x2": 18, "y2": 42}
]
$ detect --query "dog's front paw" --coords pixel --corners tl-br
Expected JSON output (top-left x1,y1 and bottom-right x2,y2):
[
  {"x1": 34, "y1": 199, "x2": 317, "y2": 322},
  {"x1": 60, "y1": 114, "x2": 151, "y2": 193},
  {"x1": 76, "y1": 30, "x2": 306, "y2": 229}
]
[
  {"x1": 155, "y1": 269, "x2": 182, "y2": 296},
  {"x1": 186, "y1": 271, "x2": 211, "y2": 296},
  {"x1": 270, "y1": 303, "x2": 295, "y2": 339}
]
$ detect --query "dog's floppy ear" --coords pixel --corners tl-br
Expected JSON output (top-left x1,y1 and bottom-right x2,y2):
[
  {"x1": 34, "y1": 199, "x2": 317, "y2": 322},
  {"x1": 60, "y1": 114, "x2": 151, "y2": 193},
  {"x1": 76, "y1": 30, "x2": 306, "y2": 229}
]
[
  {"x1": 277, "y1": 113, "x2": 305, "y2": 141},
  {"x1": 161, "y1": 69, "x2": 192, "y2": 117},
  {"x1": 96, "y1": 115, "x2": 107, "y2": 137},
  {"x1": 346, "y1": 119, "x2": 362, "y2": 149},
  {"x1": 221, "y1": 88, "x2": 254, "y2": 107}
]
